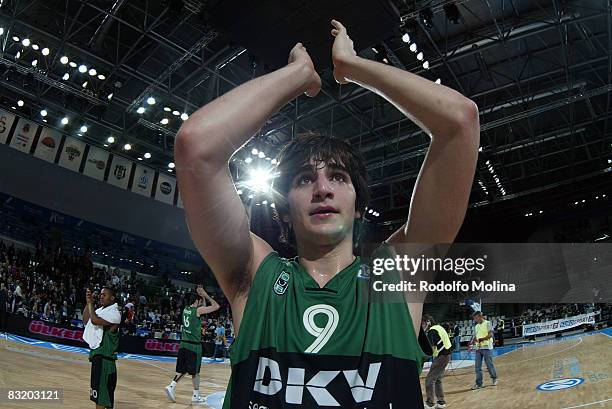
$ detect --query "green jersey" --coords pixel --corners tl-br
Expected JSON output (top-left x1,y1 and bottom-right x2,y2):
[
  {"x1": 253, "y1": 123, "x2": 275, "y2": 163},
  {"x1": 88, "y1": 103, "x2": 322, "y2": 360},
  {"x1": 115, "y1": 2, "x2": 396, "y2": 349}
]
[
  {"x1": 181, "y1": 306, "x2": 202, "y2": 344},
  {"x1": 89, "y1": 326, "x2": 119, "y2": 360},
  {"x1": 224, "y1": 244, "x2": 425, "y2": 408}
]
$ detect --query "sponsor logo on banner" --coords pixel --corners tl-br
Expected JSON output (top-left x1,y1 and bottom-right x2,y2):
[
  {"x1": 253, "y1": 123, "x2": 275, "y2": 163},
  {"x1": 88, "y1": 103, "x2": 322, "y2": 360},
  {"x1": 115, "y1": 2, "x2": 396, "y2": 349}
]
[
  {"x1": 114, "y1": 164, "x2": 127, "y2": 180},
  {"x1": 88, "y1": 158, "x2": 106, "y2": 169},
  {"x1": 137, "y1": 170, "x2": 149, "y2": 189},
  {"x1": 523, "y1": 311, "x2": 599, "y2": 336},
  {"x1": 65, "y1": 145, "x2": 82, "y2": 161},
  {"x1": 159, "y1": 181, "x2": 172, "y2": 195}
]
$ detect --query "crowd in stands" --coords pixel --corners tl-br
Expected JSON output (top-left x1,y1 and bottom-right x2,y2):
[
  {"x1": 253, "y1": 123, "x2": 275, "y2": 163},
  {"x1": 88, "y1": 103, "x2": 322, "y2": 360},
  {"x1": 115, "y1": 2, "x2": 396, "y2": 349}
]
[{"x1": 0, "y1": 239, "x2": 233, "y2": 345}]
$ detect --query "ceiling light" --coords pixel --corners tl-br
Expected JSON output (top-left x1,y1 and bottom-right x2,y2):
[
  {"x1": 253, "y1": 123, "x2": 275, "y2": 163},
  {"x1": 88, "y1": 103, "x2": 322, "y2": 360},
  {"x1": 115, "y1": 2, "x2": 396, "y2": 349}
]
[
  {"x1": 80, "y1": 125, "x2": 88, "y2": 133},
  {"x1": 107, "y1": 93, "x2": 113, "y2": 100},
  {"x1": 244, "y1": 157, "x2": 253, "y2": 164},
  {"x1": 21, "y1": 38, "x2": 30, "y2": 47},
  {"x1": 144, "y1": 152, "x2": 151, "y2": 159},
  {"x1": 180, "y1": 113, "x2": 188, "y2": 121},
  {"x1": 41, "y1": 47, "x2": 49, "y2": 56},
  {"x1": 164, "y1": 107, "x2": 171, "y2": 112},
  {"x1": 78, "y1": 65, "x2": 87, "y2": 73},
  {"x1": 423, "y1": 61, "x2": 430, "y2": 69},
  {"x1": 15, "y1": 51, "x2": 20, "y2": 59},
  {"x1": 12, "y1": 36, "x2": 19, "y2": 42},
  {"x1": 168, "y1": 162, "x2": 175, "y2": 169},
  {"x1": 98, "y1": 74, "x2": 106, "y2": 80},
  {"x1": 123, "y1": 143, "x2": 132, "y2": 151},
  {"x1": 61, "y1": 117, "x2": 69, "y2": 125},
  {"x1": 172, "y1": 110, "x2": 180, "y2": 116},
  {"x1": 62, "y1": 73, "x2": 69, "y2": 80},
  {"x1": 69, "y1": 61, "x2": 77, "y2": 68},
  {"x1": 138, "y1": 157, "x2": 142, "y2": 161},
  {"x1": 0, "y1": 28, "x2": 4, "y2": 36},
  {"x1": 88, "y1": 68, "x2": 97, "y2": 76},
  {"x1": 82, "y1": 81, "x2": 87, "y2": 88},
  {"x1": 31, "y1": 59, "x2": 37, "y2": 67},
  {"x1": 107, "y1": 136, "x2": 115, "y2": 143},
  {"x1": 17, "y1": 100, "x2": 24, "y2": 107},
  {"x1": 32, "y1": 44, "x2": 39, "y2": 50},
  {"x1": 251, "y1": 148, "x2": 258, "y2": 155},
  {"x1": 402, "y1": 33, "x2": 410, "y2": 43},
  {"x1": 271, "y1": 159, "x2": 277, "y2": 165},
  {"x1": 136, "y1": 107, "x2": 145, "y2": 114},
  {"x1": 146, "y1": 97, "x2": 156, "y2": 105},
  {"x1": 410, "y1": 43, "x2": 417, "y2": 52},
  {"x1": 435, "y1": 78, "x2": 441, "y2": 84},
  {"x1": 160, "y1": 118, "x2": 169, "y2": 125},
  {"x1": 40, "y1": 109, "x2": 47, "y2": 117},
  {"x1": 60, "y1": 56, "x2": 69, "y2": 64},
  {"x1": 416, "y1": 52, "x2": 424, "y2": 61},
  {"x1": 258, "y1": 152, "x2": 265, "y2": 158}
]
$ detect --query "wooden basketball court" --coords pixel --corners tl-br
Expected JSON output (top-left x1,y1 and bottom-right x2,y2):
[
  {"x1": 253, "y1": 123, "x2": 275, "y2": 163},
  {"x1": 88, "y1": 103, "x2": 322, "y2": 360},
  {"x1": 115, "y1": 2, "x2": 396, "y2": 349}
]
[{"x1": 0, "y1": 332, "x2": 610, "y2": 408}]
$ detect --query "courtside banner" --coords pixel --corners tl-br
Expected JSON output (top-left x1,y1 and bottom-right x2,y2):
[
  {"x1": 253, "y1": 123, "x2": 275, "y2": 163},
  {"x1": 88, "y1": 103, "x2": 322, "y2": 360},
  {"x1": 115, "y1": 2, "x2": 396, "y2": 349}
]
[
  {"x1": 360, "y1": 243, "x2": 611, "y2": 303},
  {"x1": 0, "y1": 109, "x2": 17, "y2": 144},
  {"x1": 522, "y1": 311, "x2": 600, "y2": 336}
]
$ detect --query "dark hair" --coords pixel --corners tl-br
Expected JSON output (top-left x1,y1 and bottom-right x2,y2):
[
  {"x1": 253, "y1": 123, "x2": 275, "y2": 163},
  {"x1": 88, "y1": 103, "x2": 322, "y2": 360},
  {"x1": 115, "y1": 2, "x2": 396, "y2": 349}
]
[
  {"x1": 272, "y1": 132, "x2": 370, "y2": 247},
  {"x1": 472, "y1": 311, "x2": 482, "y2": 317},
  {"x1": 101, "y1": 286, "x2": 115, "y2": 298},
  {"x1": 188, "y1": 292, "x2": 203, "y2": 305},
  {"x1": 422, "y1": 314, "x2": 436, "y2": 325}
]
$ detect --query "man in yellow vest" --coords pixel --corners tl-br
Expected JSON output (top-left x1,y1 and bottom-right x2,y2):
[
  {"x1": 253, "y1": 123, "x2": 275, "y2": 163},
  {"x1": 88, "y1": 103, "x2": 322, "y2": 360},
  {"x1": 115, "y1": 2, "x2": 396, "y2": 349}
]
[
  {"x1": 422, "y1": 315, "x2": 452, "y2": 408},
  {"x1": 471, "y1": 311, "x2": 498, "y2": 390}
]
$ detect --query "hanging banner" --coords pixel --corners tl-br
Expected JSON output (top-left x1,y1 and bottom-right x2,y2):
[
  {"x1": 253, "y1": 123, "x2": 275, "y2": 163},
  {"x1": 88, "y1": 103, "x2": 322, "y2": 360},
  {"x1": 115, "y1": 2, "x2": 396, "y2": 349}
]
[
  {"x1": 131, "y1": 164, "x2": 154, "y2": 197},
  {"x1": 58, "y1": 137, "x2": 86, "y2": 172},
  {"x1": 107, "y1": 155, "x2": 132, "y2": 190},
  {"x1": 155, "y1": 172, "x2": 177, "y2": 205},
  {"x1": 83, "y1": 146, "x2": 110, "y2": 181},
  {"x1": 0, "y1": 108, "x2": 17, "y2": 144},
  {"x1": 522, "y1": 311, "x2": 600, "y2": 336},
  {"x1": 33, "y1": 127, "x2": 62, "y2": 163},
  {"x1": 9, "y1": 118, "x2": 39, "y2": 153}
]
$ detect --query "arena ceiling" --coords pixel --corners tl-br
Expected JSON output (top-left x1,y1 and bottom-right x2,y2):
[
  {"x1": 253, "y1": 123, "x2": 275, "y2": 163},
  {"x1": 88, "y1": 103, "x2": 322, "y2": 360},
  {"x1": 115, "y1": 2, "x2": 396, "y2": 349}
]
[{"x1": 0, "y1": 0, "x2": 610, "y2": 230}]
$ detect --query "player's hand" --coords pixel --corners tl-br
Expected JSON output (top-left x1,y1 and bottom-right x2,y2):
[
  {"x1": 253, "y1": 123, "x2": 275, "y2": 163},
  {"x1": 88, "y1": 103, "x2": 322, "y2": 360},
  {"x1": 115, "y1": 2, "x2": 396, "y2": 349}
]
[
  {"x1": 288, "y1": 42, "x2": 321, "y2": 97},
  {"x1": 85, "y1": 289, "x2": 93, "y2": 304},
  {"x1": 331, "y1": 19, "x2": 357, "y2": 84}
]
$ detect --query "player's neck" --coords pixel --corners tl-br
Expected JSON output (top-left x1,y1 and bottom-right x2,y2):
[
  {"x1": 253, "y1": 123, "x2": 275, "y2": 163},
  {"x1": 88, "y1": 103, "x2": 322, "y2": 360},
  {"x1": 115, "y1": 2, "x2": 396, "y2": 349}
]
[{"x1": 297, "y1": 237, "x2": 355, "y2": 287}]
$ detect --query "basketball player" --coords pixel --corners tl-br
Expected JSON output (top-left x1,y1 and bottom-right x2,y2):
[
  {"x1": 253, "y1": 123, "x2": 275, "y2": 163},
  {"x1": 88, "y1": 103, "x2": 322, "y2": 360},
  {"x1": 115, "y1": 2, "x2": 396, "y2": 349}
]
[
  {"x1": 176, "y1": 20, "x2": 479, "y2": 407},
  {"x1": 471, "y1": 311, "x2": 498, "y2": 389},
  {"x1": 83, "y1": 287, "x2": 121, "y2": 409},
  {"x1": 165, "y1": 286, "x2": 220, "y2": 404}
]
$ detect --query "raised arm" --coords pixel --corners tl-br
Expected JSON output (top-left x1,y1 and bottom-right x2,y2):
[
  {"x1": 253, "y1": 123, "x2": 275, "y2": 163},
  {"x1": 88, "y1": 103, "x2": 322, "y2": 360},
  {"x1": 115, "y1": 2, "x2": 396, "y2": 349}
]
[
  {"x1": 175, "y1": 44, "x2": 321, "y2": 306},
  {"x1": 331, "y1": 20, "x2": 479, "y2": 246},
  {"x1": 196, "y1": 286, "x2": 221, "y2": 316},
  {"x1": 330, "y1": 20, "x2": 479, "y2": 330}
]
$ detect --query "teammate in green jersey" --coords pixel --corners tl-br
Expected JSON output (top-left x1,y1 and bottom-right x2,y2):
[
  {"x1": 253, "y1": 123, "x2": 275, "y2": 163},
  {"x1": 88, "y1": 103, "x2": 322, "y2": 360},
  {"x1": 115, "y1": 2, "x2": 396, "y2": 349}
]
[
  {"x1": 176, "y1": 19, "x2": 479, "y2": 408},
  {"x1": 165, "y1": 285, "x2": 219, "y2": 404}
]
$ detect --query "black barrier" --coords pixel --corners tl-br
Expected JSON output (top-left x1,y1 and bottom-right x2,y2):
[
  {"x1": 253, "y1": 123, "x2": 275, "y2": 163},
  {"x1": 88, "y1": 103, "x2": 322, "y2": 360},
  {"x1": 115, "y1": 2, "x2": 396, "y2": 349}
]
[{"x1": 4, "y1": 313, "x2": 215, "y2": 357}]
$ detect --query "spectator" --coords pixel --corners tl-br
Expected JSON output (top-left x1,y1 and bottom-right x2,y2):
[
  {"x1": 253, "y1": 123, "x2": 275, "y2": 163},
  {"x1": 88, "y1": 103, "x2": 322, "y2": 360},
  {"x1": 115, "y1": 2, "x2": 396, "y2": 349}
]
[
  {"x1": 0, "y1": 282, "x2": 8, "y2": 334},
  {"x1": 453, "y1": 323, "x2": 461, "y2": 351},
  {"x1": 213, "y1": 320, "x2": 226, "y2": 359}
]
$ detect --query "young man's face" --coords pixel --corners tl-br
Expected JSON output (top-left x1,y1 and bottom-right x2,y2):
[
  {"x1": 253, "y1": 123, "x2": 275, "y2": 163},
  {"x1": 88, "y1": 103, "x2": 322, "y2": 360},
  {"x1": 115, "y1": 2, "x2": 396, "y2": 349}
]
[
  {"x1": 100, "y1": 288, "x2": 115, "y2": 307},
  {"x1": 286, "y1": 160, "x2": 360, "y2": 247},
  {"x1": 474, "y1": 314, "x2": 483, "y2": 324}
]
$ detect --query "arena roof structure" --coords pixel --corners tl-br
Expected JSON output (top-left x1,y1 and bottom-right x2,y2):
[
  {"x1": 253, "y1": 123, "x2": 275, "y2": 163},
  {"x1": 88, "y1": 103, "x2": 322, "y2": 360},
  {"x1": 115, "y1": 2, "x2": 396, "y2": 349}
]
[{"x1": 0, "y1": 0, "x2": 610, "y2": 230}]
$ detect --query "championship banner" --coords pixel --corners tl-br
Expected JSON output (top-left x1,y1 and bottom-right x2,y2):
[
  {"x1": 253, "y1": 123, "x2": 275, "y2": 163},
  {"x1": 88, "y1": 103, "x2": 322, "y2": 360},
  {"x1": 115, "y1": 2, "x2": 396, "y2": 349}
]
[
  {"x1": 155, "y1": 172, "x2": 176, "y2": 205},
  {"x1": 522, "y1": 311, "x2": 599, "y2": 336},
  {"x1": 58, "y1": 136, "x2": 86, "y2": 172},
  {"x1": 83, "y1": 146, "x2": 110, "y2": 181},
  {"x1": 9, "y1": 117, "x2": 39, "y2": 153},
  {"x1": 131, "y1": 164, "x2": 154, "y2": 197},
  {"x1": 33, "y1": 127, "x2": 62, "y2": 163},
  {"x1": 0, "y1": 108, "x2": 17, "y2": 144},
  {"x1": 107, "y1": 155, "x2": 133, "y2": 190}
]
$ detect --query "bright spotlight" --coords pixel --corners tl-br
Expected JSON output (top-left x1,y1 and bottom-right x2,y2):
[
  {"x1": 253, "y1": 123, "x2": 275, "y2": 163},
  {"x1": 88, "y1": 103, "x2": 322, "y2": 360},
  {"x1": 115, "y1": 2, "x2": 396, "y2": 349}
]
[
  {"x1": 136, "y1": 107, "x2": 145, "y2": 114},
  {"x1": 80, "y1": 125, "x2": 88, "y2": 133},
  {"x1": 168, "y1": 162, "x2": 175, "y2": 169},
  {"x1": 61, "y1": 117, "x2": 69, "y2": 125},
  {"x1": 402, "y1": 33, "x2": 410, "y2": 43},
  {"x1": 246, "y1": 168, "x2": 274, "y2": 193},
  {"x1": 144, "y1": 152, "x2": 151, "y2": 159},
  {"x1": 180, "y1": 113, "x2": 188, "y2": 121},
  {"x1": 40, "y1": 109, "x2": 47, "y2": 117},
  {"x1": 78, "y1": 65, "x2": 87, "y2": 73},
  {"x1": 62, "y1": 73, "x2": 69, "y2": 80},
  {"x1": 17, "y1": 100, "x2": 24, "y2": 107},
  {"x1": 21, "y1": 38, "x2": 30, "y2": 47},
  {"x1": 160, "y1": 118, "x2": 169, "y2": 125},
  {"x1": 60, "y1": 56, "x2": 69, "y2": 64},
  {"x1": 41, "y1": 47, "x2": 49, "y2": 56},
  {"x1": 88, "y1": 68, "x2": 97, "y2": 76},
  {"x1": 123, "y1": 143, "x2": 132, "y2": 151},
  {"x1": 146, "y1": 97, "x2": 156, "y2": 105},
  {"x1": 107, "y1": 136, "x2": 115, "y2": 143}
]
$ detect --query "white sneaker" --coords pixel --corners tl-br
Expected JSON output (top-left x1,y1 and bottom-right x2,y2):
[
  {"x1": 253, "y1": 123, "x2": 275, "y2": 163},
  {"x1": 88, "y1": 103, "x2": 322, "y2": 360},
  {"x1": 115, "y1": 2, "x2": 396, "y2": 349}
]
[
  {"x1": 492, "y1": 378, "x2": 498, "y2": 386},
  {"x1": 424, "y1": 401, "x2": 437, "y2": 409},
  {"x1": 192, "y1": 395, "x2": 206, "y2": 405},
  {"x1": 165, "y1": 386, "x2": 176, "y2": 402}
]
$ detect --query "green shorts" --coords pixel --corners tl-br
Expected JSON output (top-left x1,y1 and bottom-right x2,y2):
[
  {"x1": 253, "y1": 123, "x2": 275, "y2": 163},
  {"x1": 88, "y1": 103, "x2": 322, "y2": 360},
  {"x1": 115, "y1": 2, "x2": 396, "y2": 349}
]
[
  {"x1": 176, "y1": 343, "x2": 202, "y2": 375},
  {"x1": 90, "y1": 355, "x2": 117, "y2": 408}
]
